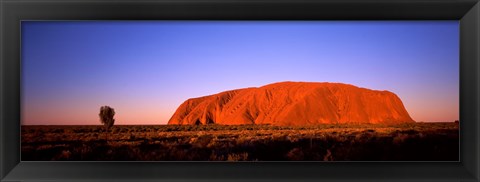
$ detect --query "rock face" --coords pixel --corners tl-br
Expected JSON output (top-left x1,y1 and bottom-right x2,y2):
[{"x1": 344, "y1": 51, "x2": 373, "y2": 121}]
[{"x1": 168, "y1": 82, "x2": 415, "y2": 126}]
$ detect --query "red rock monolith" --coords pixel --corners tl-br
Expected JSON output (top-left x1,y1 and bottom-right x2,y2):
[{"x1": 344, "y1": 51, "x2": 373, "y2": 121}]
[{"x1": 168, "y1": 82, "x2": 414, "y2": 126}]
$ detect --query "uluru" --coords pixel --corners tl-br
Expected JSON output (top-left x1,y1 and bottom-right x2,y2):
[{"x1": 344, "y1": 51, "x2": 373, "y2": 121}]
[{"x1": 168, "y1": 81, "x2": 415, "y2": 126}]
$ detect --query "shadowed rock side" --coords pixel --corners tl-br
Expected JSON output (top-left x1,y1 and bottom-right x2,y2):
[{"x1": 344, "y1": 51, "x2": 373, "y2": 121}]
[{"x1": 168, "y1": 82, "x2": 415, "y2": 126}]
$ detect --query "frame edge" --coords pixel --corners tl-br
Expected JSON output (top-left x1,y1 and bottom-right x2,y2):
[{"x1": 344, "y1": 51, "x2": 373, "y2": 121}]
[{"x1": 460, "y1": 1, "x2": 480, "y2": 180}]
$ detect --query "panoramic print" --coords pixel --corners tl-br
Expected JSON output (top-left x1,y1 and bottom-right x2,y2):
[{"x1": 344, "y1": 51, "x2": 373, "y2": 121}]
[{"x1": 21, "y1": 21, "x2": 459, "y2": 161}]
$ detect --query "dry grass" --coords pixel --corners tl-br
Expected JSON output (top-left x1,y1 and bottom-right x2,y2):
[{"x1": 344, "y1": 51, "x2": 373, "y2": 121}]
[{"x1": 21, "y1": 122, "x2": 459, "y2": 161}]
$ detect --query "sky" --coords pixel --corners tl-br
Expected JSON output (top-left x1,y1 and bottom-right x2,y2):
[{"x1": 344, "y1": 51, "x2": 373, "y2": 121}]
[{"x1": 21, "y1": 21, "x2": 459, "y2": 125}]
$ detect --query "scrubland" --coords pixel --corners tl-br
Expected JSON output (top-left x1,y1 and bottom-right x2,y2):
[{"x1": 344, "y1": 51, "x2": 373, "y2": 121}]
[{"x1": 21, "y1": 122, "x2": 458, "y2": 161}]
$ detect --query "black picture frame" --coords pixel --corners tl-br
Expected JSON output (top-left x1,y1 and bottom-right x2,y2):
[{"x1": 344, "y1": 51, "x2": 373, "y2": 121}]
[{"x1": 1, "y1": 0, "x2": 479, "y2": 181}]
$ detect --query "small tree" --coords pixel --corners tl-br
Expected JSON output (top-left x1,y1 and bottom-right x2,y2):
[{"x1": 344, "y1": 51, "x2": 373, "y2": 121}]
[{"x1": 99, "y1": 106, "x2": 115, "y2": 142}]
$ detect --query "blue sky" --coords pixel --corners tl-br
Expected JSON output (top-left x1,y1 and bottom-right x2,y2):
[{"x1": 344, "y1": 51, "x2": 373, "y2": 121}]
[{"x1": 21, "y1": 21, "x2": 459, "y2": 125}]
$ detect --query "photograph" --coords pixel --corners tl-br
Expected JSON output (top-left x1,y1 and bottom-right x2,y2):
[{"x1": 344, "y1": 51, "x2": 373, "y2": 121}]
[{"x1": 20, "y1": 21, "x2": 459, "y2": 161}]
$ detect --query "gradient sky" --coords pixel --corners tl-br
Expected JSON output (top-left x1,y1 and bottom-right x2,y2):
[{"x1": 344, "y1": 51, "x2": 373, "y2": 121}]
[{"x1": 21, "y1": 21, "x2": 459, "y2": 125}]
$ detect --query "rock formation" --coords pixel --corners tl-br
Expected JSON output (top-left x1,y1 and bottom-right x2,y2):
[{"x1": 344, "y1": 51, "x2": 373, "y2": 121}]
[{"x1": 168, "y1": 81, "x2": 414, "y2": 126}]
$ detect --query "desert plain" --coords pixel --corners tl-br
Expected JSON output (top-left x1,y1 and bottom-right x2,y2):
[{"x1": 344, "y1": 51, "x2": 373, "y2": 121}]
[{"x1": 21, "y1": 122, "x2": 458, "y2": 161}]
